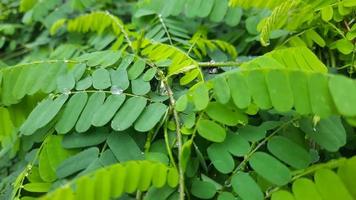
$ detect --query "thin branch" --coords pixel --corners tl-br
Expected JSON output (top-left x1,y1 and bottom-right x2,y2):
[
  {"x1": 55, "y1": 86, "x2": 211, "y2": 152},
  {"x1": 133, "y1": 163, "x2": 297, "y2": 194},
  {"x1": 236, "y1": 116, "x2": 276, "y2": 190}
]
[
  {"x1": 0, "y1": 59, "x2": 81, "y2": 72},
  {"x1": 105, "y1": 11, "x2": 135, "y2": 53},
  {"x1": 158, "y1": 14, "x2": 173, "y2": 45},
  {"x1": 198, "y1": 61, "x2": 242, "y2": 67},
  {"x1": 164, "y1": 118, "x2": 177, "y2": 169},
  {"x1": 160, "y1": 72, "x2": 185, "y2": 200}
]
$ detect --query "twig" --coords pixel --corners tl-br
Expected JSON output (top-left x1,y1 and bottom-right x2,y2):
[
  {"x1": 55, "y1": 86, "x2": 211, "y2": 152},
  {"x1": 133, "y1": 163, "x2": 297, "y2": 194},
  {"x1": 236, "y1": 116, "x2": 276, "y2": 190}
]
[
  {"x1": 198, "y1": 61, "x2": 242, "y2": 67},
  {"x1": 160, "y1": 73, "x2": 185, "y2": 200},
  {"x1": 158, "y1": 14, "x2": 173, "y2": 45},
  {"x1": 0, "y1": 59, "x2": 81, "y2": 72},
  {"x1": 105, "y1": 11, "x2": 135, "y2": 53}
]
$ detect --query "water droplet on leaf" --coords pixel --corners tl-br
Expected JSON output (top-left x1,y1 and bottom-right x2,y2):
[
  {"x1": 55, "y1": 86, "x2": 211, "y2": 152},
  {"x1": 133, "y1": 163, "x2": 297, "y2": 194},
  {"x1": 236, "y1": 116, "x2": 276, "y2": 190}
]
[{"x1": 111, "y1": 85, "x2": 123, "y2": 95}]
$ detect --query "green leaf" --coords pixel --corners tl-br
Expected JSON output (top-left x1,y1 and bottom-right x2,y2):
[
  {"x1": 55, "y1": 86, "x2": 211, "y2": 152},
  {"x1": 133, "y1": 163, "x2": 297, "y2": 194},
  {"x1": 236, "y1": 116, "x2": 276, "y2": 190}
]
[
  {"x1": 92, "y1": 68, "x2": 111, "y2": 89},
  {"x1": 111, "y1": 96, "x2": 147, "y2": 131},
  {"x1": 128, "y1": 59, "x2": 146, "y2": 80},
  {"x1": 267, "y1": 136, "x2": 311, "y2": 169},
  {"x1": 338, "y1": 157, "x2": 356, "y2": 198},
  {"x1": 289, "y1": 71, "x2": 312, "y2": 115},
  {"x1": 329, "y1": 75, "x2": 356, "y2": 117},
  {"x1": 246, "y1": 70, "x2": 272, "y2": 109},
  {"x1": 314, "y1": 169, "x2": 353, "y2": 200},
  {"x1": 110, "y1": 68, "x2": 130, "y2": 90},
  {"x1": 305, "y1": 29, "x2": 325, "y2": 47},
  {"x1": 292, "y1": 178, "x2": 322, "y2": 200},
  {"x1": 192, "y1": 83, "x2": 209, "y2": 110},
  {"x1": 39, "y1": 136, "x2": 73, "y2": 182},
  {"x1": 107, "y1": 133, "x2": 144, "y2": 161},
  {"x1": 239, "y1": 121, "x2": 282, "y2": 142},
  {"x1": 335, "y1": 39, "x2": 354, "y2": 55},
  {"x1": 56, "y1": 147, "x2": 99, "y2": 178},
  {"x1": 226, "y1": 133, "x2": 251, "y2": 157},
  {"x1": 205, "y1": 102, "x2": 247, "y2": 126},
  {"x1": 191, "y1": 180, "x2": 217, "y2": 199},
  {"x1": 131, "y1": 78, "x2": 151, "y2": 95},
  {"x1": 107, "y1": 165, "x2": 125, "y2": 198},
  {"x1": 23, "y1": 183, "x2": 51, "y2": 193},
  {"x1": 181, "y1": 140, "x2": 192, "y2": 171},
  {"x1": 124, "y1": 161, "x2": 141, "y2": 193},
  {"x1": 62, "y1": 129, "x2": 109, "y2": 148},
  {"x1": 76, "y1": 92, "x2": 106, "y2": 133},
  {"x1": 249, "y1": 152, "x2": 291, "y2": 186},
  {"x1": 271, "y1": 190, "x2": 295, "y2": 200},
  {"x1": 20, "y1": 94, "x2": 69, "y2": 135},
  {"x1": 300, "y1": 116, "x2": 346, "y2": 152},
  {"x1": 92, "y1": 94, "x2": 126, "y2": 127},
  {"x1": 212, "y1": 76, "x2": 231, "y2": 104},
  {"x1": 137, "y1": 161, "x2": 155, "y2": 191},
  {"x1": 321, "y1": 6, "x2": 333, "y2": 21},
  {"x1": 76, "y1": 176, "x2": 95, "y2": 199},
  {"x1": 217, "y1": 192, "x2": 236, "y2": 200},
  {"x1": 167, "y1": 168, "x2": 179, "y2": 188},
  {"x1": 175, "y1": 94, "x2": 188, "y2": 112},
  {"x1": 227, "y1": 73, "x2": 250, "y2": 109},
  {"x1": 197, "y1": 119, "x2": 226, "y2": 142},
  {"x1": 76, "y1": 76, "x2": 92, "y2": 90},
  {"x1": 207, "y1": 143, "x2": 234, "y2": 173},
  {"x1": 266, "y1": 70, "x2": 293, "y2": 112},
  {"x1": 152, "y1": 163, "x2": 168, "y2": 187},
  {"x1": 57, "y1": 73, "x2": 75, "y2": 93},
  {"x1": 343, "y1": 0, "x2": 356, "y2": 7},
  {"x1": 209, "y1": 0, "x2": 228, "y2": 22},
  {"x1": 94, "y1": 168, "x2": 111, "y2": 200},
  {"x1": 308, "y1": 73, "x2": 336, "y2": 117},
  {"x1": 78, "y1": 50, "x2": 121, "y2": 67},
  {"x1": 225, "y1": 7, "x2": 243, "y2": 26},
  {"x1": 231, "y1": 172, "x2": 264, "y2": 200},
  {"x1": 143, "y1": 68, "x2": 157, "y2": 81},
  {"x1": 55, "y1": 93, "x2": 88, "y2": 134},
  {"x1": 134, "y1": 102, "x2": 167, "y2": 132}
]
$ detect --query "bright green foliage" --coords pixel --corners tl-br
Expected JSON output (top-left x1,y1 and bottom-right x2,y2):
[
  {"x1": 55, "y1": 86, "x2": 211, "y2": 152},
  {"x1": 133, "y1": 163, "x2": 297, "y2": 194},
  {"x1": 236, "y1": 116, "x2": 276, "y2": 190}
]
[
  {"x1": 1, "y1": 0, "x2": 356, "y2": 200},
  {"x1": 271, "y1": 157, "x2": 356, "y2": 200},
  {"x1": 40, "y1": 161, "x2": 179, "y2": 200}
]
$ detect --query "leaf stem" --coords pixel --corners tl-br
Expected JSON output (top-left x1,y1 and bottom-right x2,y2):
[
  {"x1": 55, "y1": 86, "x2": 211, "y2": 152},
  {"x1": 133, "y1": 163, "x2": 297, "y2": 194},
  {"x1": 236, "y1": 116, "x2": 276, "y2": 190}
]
[
  {"x1": 198, "y1": 61, "x2": 242, "y2": 67},
  {"x1": 161, "y1": 75, "x2": 185, "y2": 200}
]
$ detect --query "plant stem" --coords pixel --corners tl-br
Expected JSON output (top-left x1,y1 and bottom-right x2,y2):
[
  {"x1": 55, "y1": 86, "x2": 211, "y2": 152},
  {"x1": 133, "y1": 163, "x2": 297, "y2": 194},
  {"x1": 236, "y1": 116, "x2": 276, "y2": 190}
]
[
  {"x1": 164, "y1": 119, "x2": 177, "y2": 168},
  {"x1": 198, "y1": 61, "x2": 242, "y2": 67},
  {"x1": 0, "y1": 59, "x2": 81, "y2": 72},
  {"x1": 162, "y1": 79, "x2": 185, "y2": 200}
]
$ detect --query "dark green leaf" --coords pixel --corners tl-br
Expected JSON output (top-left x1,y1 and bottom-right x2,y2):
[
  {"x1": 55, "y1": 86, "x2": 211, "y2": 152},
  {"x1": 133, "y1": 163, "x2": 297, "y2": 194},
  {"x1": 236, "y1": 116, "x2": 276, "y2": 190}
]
[
  {"x1": 56, "y1": 147, "x2": 99, "y2": 178},
  {"x1": 249, "y1": 152, "x2": 291, "y2": 186},
  {"x1": 231, "y1": 172, "x2": 264, "y2": 200},
  {"x1": 107, "y1": 133, "x2": 144, "y2": 161},
  {"x1": 134, "y1": 102, "x2": 167, "y2": 132},
  {"x1": 111, "y1": 97, "x2": 147, "y2": 131}
]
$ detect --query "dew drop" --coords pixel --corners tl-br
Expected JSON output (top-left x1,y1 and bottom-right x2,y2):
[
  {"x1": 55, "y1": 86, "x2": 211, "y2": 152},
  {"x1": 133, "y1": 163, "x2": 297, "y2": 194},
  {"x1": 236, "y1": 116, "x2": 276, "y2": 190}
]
[
  {"x1": 111, "y1": 85, "x2": 123, "y2": 95},
  {"x1": 62, "y1": 88, "x2": 71, "y2": 95}
]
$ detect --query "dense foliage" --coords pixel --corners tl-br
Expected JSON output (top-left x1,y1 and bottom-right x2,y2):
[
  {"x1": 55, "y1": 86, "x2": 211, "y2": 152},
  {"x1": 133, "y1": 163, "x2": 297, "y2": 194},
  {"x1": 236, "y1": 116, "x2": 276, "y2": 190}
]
[{"x1": 1, "y1": 0, "x2": 356, "y2": 199}]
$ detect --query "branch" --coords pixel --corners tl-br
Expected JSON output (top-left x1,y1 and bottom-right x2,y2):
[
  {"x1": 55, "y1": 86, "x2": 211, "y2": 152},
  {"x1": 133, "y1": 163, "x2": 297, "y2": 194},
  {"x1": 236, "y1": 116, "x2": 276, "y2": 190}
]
[
  {"x1": 198, "y1": 61, "x2": 242, "y2": 67},
  {"x1": 160, "y1": 72, "x2": 185, "y2": 200}
]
